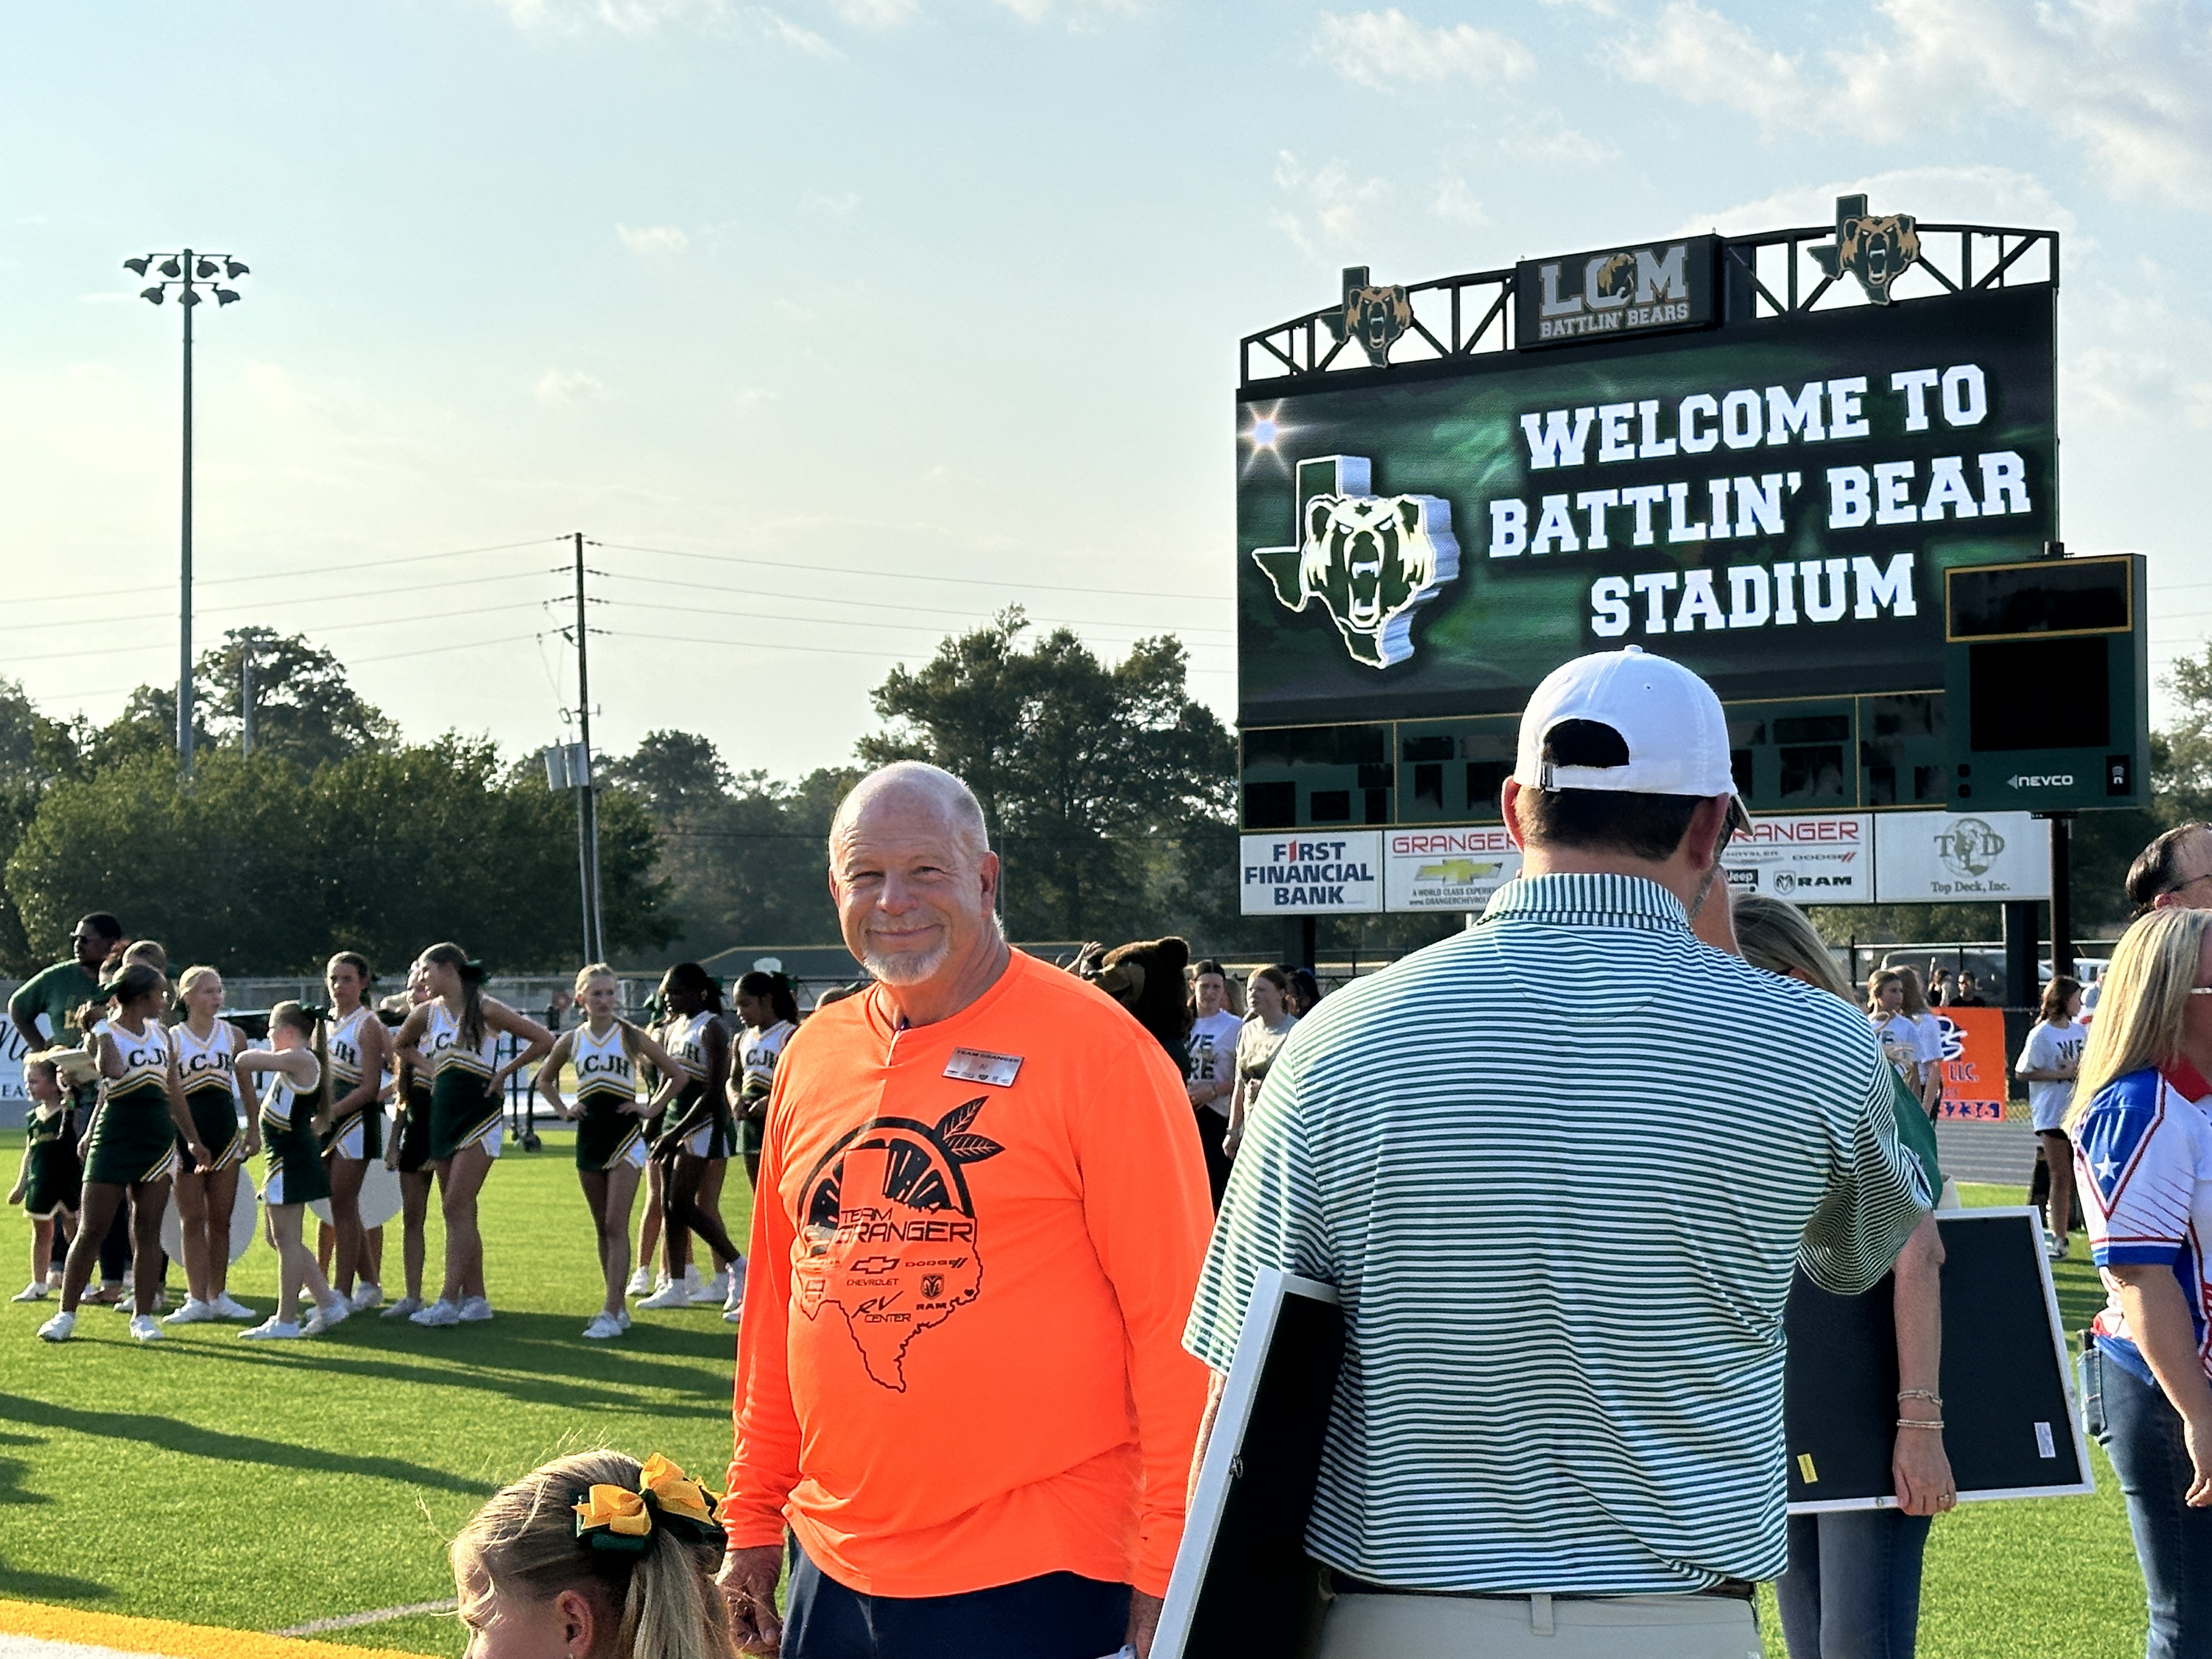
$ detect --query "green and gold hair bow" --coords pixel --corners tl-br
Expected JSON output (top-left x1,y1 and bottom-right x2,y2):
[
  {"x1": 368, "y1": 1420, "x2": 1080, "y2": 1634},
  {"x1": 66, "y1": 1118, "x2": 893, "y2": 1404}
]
[{"x1": 573, "y1": 1454, "x2": 725, "y2": 1558}]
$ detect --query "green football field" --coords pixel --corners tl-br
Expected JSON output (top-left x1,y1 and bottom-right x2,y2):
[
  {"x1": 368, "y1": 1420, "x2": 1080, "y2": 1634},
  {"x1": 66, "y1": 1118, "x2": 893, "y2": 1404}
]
[{"x1": 0, "y1": 1136, "x2": 2152, "y2": 1658}]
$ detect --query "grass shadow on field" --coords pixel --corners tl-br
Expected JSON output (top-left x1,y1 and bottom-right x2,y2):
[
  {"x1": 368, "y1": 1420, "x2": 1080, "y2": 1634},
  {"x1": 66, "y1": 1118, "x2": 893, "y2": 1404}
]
[
  {"x1": 0, "y1": 1392, "x2": 484, "y2": 1494},
  {"x1": 0, "y1": 1561, "x2": 116, "y2": 1601},
  {"x1": 0, "y1": 1454, "x2": 54, "y2": 1505}
]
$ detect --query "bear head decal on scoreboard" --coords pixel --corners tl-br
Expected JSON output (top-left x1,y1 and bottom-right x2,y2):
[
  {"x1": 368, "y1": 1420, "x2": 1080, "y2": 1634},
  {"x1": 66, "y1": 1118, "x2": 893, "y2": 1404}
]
[{"x1": 1251, "y1": 455, "x2": 1460, "y2": 669}]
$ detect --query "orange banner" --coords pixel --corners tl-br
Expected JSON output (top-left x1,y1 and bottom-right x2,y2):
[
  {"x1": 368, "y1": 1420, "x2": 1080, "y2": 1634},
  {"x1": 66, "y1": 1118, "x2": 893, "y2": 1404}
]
[{"x1": 1934, "y1": 1006, "x2": 2009, "y2": 1121}]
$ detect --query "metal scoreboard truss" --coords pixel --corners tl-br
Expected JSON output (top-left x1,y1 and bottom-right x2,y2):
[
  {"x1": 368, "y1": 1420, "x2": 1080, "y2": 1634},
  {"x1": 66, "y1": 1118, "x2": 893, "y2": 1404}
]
[{"x1": 1233, "y1": 200, "x2": 2152, "y2": 916}]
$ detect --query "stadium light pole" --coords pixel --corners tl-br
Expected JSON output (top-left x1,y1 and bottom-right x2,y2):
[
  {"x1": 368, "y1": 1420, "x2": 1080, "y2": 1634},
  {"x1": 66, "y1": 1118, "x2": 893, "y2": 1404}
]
[{"x1": 123, "y1": 247, "x2": 249, "y2": 774}]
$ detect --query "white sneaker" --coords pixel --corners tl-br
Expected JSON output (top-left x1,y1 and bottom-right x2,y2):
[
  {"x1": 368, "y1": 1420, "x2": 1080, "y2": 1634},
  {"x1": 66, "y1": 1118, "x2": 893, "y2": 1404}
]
[
  {"x1": 410, "y1": 1299, "x2": 462, "y2": 1327},
  {"x1": 616, "y1": 1308, "x2": 633, "y2": 1331},
  {"x1": 211, "y1": 1294, "x2": 257, "y2": 1321},
  {"x1": 12, "y1": 1280, "x2": 50, "y2": 1302},
  {"x1": 637, "y1": 1279, "x2": 693, "y2": 1311},
  {"x1": 724, "y1": 1306, "x2": 741, "y2": 1325},
  {"x1": 240, "y1": 1317, "x2": 302, "y2": 1340},
  {"x1": 37, "y1": 1310, "x2": 75, "y2": 1342},
  {"x1": 724, "y1": 1260, "x2": 747, "y2": 1314},
  {"x1": 351, "y1": 1281, "x2": 385, "y2": 1311},
  {"x1": 682, "y1": 1263, "x2": 704, "y2": 1294},
  {"x1": 129, "y1": 1314, "x2": 163, "y2": 1342},
  {"x1": 625, "y1": 1265, "x2": 654, "y2": 1296},
  {"x1": 303, "y1": 1299, "x2": 351, "y2": 1336},
  {"x1": 582, "y1": 1312, "x2": 624, "y2": 1340},
  {"x1": 162, "y1": 1299, "x2": 216, "y2": 1326},
  {"x1": 382, "y1": 1295, "x2": 425, "y2": 1320},
  {"x1": 690, "y1": 1269, "x2": 729, "y2": 1306},
  {"x1": 458, "y1": 1296, "x2": 494, "y2": 1323}
]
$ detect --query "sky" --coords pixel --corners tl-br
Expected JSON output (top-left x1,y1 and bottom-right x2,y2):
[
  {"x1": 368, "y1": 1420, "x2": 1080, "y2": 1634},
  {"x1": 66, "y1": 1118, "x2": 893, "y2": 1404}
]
[{"x1": 2, "y1": 0, "x2": 2208, "y2": 780}]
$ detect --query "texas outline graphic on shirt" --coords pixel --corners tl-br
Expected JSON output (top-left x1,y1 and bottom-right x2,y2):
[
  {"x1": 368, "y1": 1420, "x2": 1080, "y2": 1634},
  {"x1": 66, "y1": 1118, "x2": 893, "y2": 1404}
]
[{"x1": 793, "y1": 1097, "x2": 1006, "y2": 1390}]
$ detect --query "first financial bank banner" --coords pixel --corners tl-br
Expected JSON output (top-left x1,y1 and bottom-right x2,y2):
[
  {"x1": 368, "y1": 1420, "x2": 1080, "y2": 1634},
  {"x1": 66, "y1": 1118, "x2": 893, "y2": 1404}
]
[{"x1": 1240, "y1": 833, "x2": 1383, "y2": 914}]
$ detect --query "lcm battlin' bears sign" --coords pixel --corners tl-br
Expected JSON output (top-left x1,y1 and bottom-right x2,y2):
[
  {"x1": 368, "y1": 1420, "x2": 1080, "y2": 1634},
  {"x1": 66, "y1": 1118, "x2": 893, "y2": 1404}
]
[{"x1": 1235, "y1": 207, "x2": 2055, "y2": 730}]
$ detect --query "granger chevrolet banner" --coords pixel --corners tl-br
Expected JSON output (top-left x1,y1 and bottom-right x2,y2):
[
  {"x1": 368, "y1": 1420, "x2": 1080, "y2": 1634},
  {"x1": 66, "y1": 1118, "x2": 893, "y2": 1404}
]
[
  {"x1": 1721, "y1": 812, "x2": 1872, "y2": 903},
  {"x1": 1240, "y1": 832, "x2": 1383, "y2": 915},
  {"x1": 1934, "y1": 1005, "x2": 2009, "y2": 1122},
  {"x1": 1238, "y1": 284, "x2": 2055, "y2": 728},
  {"x1": 1384, "y1": 826, "x2": 1522, "y2": 911}
]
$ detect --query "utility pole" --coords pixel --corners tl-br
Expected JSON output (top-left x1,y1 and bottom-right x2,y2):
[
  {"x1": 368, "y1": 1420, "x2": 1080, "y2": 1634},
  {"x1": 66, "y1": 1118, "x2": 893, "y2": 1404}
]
[
  {"x1": 124, "y1": 246, "x2": 248, "y2": 775},
  {"x1": 573, "y1": 532, "x2": 604, "y2": 963},
  {"x1": 240, "y1": 634, "x2": 253, "y2": 757}
]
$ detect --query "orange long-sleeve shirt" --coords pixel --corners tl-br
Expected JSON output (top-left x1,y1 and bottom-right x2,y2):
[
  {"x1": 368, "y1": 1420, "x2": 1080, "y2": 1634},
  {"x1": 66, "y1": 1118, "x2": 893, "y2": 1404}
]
[{"x1": 722, "y1": 950, "x2": 1215, "y2": 1600}]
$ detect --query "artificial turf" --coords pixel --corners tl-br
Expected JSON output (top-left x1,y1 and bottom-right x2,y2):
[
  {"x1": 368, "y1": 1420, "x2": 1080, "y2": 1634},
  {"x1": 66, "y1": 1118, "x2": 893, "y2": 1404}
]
[
  {"x1": 0, "y1": 1125, "x2": 749, "y2": 1656},
  {"x1": 0, "y1": 1138, "x2": 2152, "y2": 1658}
]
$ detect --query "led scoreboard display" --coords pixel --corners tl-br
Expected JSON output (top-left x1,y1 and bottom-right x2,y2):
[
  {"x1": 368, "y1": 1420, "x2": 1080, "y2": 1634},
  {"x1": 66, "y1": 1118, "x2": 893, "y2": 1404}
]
[{"x1": 1233, "y1": 201, "x2": 2146, "y2": 912}]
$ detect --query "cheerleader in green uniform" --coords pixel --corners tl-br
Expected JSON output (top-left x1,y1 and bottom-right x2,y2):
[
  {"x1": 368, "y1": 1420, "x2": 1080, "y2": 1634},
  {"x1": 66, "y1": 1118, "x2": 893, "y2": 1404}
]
[
  {"x1": 533, "y1": 963, "x2": 683, "y2": 1339},
  {"x1": 318, "y1": 951, "x2": 390, "y2": 1311},
  {"x1": 379, "y1": 969, "x2": 437, "y2": 1319},
  {"x1": 164, "y1": 966, "x2": 257, "y2": 1325},
  {"x1": 234, "y1": 1001, "x2": 349, "y2": 1340},
  {"x1": 8, "y1": 1050, "x2": 81, "y2": 1302},
  {"x1": 38, "y1": 964, "x2": 211, "y2": 1344},
  {"x1": 390, "y1": 944, "x2": 551, "y2": 1328}
]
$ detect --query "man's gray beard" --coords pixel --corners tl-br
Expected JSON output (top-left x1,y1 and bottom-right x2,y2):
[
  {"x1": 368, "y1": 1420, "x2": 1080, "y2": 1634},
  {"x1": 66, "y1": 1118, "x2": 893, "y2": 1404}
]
[{"x1": 859, "y1": 936, "x2": 952, "y2": 986}]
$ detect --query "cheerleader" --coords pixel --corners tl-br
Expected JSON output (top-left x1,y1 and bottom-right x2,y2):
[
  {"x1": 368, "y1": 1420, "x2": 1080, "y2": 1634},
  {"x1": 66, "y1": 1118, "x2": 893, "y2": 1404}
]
[
  {"x1": 724, "y1": 971, "x2": 798, "y2": 1324},
  {"x1": 163, "y1": 966, "x2": 257, "y2": 1325},
  {"x1": 636, "y1": 963, "x2": 743, "y2": 1313},
  {"x1": 37, "y1": 964, "x2": 211, "y2": 1344},
  {"x1": 318, "y1": 951, "x2": 391, "y2": 1311},
  {"x1": 390, "y1": 944, "x2": 551, "y2": 1327},
  {"x1": 379, "y1": 972, "x2": 437, "y2": 1320},
  {"x1": 533, "y1": 964, "x2": 684, "y2": 1338},
  {"x1": 626, "y1": 992, "x2": 668, "y2": 1300},
  {"x1": 233, "y1": 1001, "x2": 349, "y2": 1340},
  {"x1": 8, "y1": 1050, "x2": 81, "y2": 1302}
]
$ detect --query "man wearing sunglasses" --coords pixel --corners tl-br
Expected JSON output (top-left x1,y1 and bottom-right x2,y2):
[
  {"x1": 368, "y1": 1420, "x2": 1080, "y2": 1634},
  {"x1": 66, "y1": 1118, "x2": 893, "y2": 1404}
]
[{"x1": 2128, "y1": 822, "x2": 2212, "y2": 916}]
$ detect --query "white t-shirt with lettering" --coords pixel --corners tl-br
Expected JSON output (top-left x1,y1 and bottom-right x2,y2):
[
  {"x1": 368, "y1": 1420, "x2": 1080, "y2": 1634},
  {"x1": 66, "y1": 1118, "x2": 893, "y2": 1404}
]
[
  {"x1": 1186, "y1": 1011, "x2": 1244, "y2": 1116},
  {"x1": 2018, "y1": 1017, "x2": 2087, "y2": 1132}
]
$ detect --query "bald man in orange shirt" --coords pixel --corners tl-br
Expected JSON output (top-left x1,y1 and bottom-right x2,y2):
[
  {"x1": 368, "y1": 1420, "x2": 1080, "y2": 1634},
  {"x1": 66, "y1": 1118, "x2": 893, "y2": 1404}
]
[{"x1": 719, "y1": 761, "x2": 1215, "y2": 1659}]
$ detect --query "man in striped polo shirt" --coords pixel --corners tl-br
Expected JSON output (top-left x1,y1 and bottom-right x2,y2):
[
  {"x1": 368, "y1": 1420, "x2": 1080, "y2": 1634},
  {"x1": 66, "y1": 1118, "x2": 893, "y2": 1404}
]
[{"x1": 1185, "y1": 646, "x2": 1932, "y2": 1659}]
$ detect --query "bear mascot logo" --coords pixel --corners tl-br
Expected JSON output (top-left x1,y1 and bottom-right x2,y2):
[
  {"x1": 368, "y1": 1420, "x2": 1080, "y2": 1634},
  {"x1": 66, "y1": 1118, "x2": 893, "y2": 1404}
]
[
  {"x1": 1251, "y1": 454, "x2": 1459, "y2": 669},
  {"x1": 1324, "y1": 264, "x2": 1414, "y2": 368},
  {"x1": 1810, "y1": 193, "x2": 1920, "y2": 306}
]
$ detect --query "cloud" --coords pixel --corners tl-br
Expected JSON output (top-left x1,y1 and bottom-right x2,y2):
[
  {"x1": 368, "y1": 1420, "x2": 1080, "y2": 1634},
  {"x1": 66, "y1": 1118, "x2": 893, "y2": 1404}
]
[
  {"x1": 753, "y1": 7, "x2": 839, "y2": 52},
  {"x1": 829, "y1": 0, "x2": 918, "y2": 22},
  {"x1": 617, "y1": 223, "x2": 689, "y2": 253},
  {"x1": 489, "y1": 0, "x2": 727, "y2": 33},
  {"x1": 2069, "y1": 261, "x2": 2212, "y2": 430},
  {"x1": 535, "y1": 369, "x2": 605, "y2": 405},
  {"x1": 1493, "y1": 109, "x2": 1614, "y2": 165},
  {"x1": 1272, "y1": 151, "x2": 1390, "y2": 257},
  {"x1": 1431, "y1": 176, "x2": 1486, "y2": 226},
  {"x1": 988, "y1": 0, "x2": 1142, "y2": 22},
  {"x1": 1604, "y1": 1, "x2": 1805, "y2": 127},
  {"x1": 1679, "y1": 165, "x2": 2079, "y2": 240},
  {"x1": 805, "y1": 189, "x2": 862, "y2": 219},
  {"x1": 1834, "y1": 0, "x2": 2212, "y2": 210},
  {"x1": 1314, "y1": 9, "x2": 1534, "y2": 90}
]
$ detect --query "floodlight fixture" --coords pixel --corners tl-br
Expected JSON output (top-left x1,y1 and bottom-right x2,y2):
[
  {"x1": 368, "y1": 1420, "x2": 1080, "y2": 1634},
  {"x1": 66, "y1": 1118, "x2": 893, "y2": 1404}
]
[
  {"x1": 223, "y1": 259, "x2": 249, "y2": 279},
  {"x1": 140, "y1": 286, "x2": 165, "y2": 304},
  {"x1": 159, "y1": 257, "x2": 180, "y2": 278},
  {"x1": 214, "y1": 288, "x2": 240, "y2": 306},
  {"x1": 195, "y1": 258, "x2": 217, "y2": 278},
  {"x1": 123, "y1": 256, "x2": 151, "y2": 276}
]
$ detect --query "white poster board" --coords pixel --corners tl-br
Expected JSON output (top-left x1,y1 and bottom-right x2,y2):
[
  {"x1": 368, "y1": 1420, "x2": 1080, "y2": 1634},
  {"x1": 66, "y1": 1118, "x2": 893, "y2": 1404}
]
[
  {"x1": 1874, "y1": 812, "x2": 2052, "y2": 902},
  {"x1": 1383, "y1": 827, "x2": 1521, "y2": 912},
  {"x1": 1723, "y1": 812, "x2": 1874, "y2": 903},
  {"x1": 1239, "y1": 833, "x2": 1383, "y2": 915}
]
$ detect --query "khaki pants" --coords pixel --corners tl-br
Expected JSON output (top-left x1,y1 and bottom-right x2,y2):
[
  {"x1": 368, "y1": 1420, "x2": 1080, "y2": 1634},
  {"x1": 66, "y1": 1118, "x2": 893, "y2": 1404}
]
[{"x1": 1316, "y1": 1591, "x2": 1760, "y2": 1659}]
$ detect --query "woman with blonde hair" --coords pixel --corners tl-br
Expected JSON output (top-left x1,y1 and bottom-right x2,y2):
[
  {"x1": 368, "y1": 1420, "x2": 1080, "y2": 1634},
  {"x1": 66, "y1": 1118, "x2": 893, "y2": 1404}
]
[
  {"x1": 163, "y1": 965, "x2": 257, "y2": 1325},
  {"x1": 1736, "y1": 896, "x2": 1954, "y2": 1659},
  {"x1": 451, "y1": 1449, "x2": 738, "y2": 1659},
  {"x1": 2066, "y1": 906, "x2": 2212, "y2": 1655}
]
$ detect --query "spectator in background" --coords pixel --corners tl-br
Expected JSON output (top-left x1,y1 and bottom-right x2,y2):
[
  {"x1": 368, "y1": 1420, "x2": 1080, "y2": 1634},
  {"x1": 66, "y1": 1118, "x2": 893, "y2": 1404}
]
[
  {"x1": 1948, "y1": 970, "x2": 1990, "y2": 1009},
  {"x1": 1223, "y1": 966, "x2": 1296, "y2": 1164},
  {"x1": 1927, "y1": 964, "x2": 1951, "y2": 1007},
  {"x1": 2018, "y1": 976, "x2": 2086, "y2": 1262},
  {"x1": 1287, "y1": 967, "x2": 1322, "y2": 1019},
  {"x1": 1184, "y1": 961, "x2": 1242, "y2": 1209},
  {"x1": 543, "y1": 984, "x2": 573, "y2": 1035},
  {"x1": 8, "y1": 913, "x2": 123, "y2": 1296},
  {"x1": 2067, "y1": 907, "x2": 2212, "y2": 1655},
  {"x1": 1869, "y1": 970, "x2": 1928, "y2": 1105},
  {"x1": 1737, "y1": 897, "x2": 1954, "y2": 1659},
  {"x1": 1898, "y1": 968, "x2": 1946, "y2": 1119},
  {"x1": 2127, "y1": 821, "x2": 2212, "y2": 916}
]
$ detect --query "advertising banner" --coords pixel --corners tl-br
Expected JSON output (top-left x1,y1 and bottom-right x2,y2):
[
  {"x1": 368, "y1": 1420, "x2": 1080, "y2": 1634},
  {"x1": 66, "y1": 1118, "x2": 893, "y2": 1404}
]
[
  {"x1": 1722, "y1": 813, "x2": 1873, "y2": 904},
  {"x1": 0, "y1": 1019, "x2": 24, "y2": 1128},
  {"x1": 1935, "y1": 1005, "x2": 2010, "y2": 1122},
  {"x1": 1874, "y1": 811, "x2": 2052, "y2": 902},
  {"x1": 1239, "y1": 832, "x2": 1383, "y2": 915},
  {"x1": 1239, "y1": 284, "x2": 2056, "y2": 729},
  {"x1": 1383, "y1": 826, "x2": 1522, "y2": 912}
]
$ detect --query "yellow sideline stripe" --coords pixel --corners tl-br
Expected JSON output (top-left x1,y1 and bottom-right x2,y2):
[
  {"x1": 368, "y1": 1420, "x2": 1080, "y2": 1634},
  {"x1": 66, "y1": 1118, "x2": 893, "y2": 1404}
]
[{"x1": 0, "y1": 1601, "x2": 418, "y2": 1659}]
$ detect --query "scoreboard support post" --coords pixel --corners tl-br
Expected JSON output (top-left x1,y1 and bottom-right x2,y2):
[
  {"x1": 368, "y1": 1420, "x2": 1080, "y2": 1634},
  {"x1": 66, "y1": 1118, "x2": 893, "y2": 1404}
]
[
  {"x1": 2004, "y1": 899, "x2": 2039, "y2": 1061},
  {"x1": 2042, "y1": 813, "x2": 2074, "y2": 981}
]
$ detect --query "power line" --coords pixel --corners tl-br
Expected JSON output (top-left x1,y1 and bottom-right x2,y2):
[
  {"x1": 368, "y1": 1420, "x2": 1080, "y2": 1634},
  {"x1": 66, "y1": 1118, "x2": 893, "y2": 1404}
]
[
  {"x1": 596, "y1": 596, "x2": 1234, "y2": 649},
  {"x1": 1, "y1": 537, "x2": 562, "y2": 609},
  {"x1": 599, "y1": 540, "x2": 1235, "y2": 604}
]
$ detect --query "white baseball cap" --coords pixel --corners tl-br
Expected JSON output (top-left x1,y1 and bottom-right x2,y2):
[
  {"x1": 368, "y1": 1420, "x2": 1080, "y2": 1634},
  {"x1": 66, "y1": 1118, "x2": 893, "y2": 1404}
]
[{"x1": 1513, "y1": 645, "x2": 1751, "y2": 831}]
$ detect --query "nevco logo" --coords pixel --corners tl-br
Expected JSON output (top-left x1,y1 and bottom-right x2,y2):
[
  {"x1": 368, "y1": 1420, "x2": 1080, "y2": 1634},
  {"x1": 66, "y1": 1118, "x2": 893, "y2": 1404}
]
[{"x1": 2006, "y1": 772, "x2": 2075, "y2": 789}]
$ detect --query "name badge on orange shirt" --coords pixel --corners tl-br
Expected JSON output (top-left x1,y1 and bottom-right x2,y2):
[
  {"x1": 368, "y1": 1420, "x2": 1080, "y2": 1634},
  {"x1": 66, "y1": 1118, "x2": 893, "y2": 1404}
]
[{"x1": 944, "y1": 1048, "x2": 1023, "y2": 1087}]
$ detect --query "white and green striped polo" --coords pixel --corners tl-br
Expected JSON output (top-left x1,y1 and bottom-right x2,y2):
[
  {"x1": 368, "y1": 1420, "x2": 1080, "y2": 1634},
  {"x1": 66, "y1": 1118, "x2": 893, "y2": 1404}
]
[{"x1": 1184, "y1": 872, "x2": 1931, "y2": 1593}]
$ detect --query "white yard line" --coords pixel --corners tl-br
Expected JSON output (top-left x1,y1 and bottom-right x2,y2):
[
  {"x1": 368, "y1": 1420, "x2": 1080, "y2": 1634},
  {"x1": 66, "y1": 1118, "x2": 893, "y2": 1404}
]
[{"x1": 268, "y1": 1601, "x2": 457, "y2": 1637}]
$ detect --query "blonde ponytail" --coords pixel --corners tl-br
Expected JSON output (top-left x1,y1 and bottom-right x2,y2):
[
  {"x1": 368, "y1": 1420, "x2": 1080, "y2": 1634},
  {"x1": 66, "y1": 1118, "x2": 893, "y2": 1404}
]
[{"x1": 452, "y1": 1451, "x2": 739, "y2": 1659}]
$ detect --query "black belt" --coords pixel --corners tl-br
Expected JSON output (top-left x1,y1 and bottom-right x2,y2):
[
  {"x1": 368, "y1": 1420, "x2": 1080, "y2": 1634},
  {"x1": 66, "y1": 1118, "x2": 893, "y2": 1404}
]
[{"x1": 1329, "y1": 1571, "x2": 1756, "y2": 1603}]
